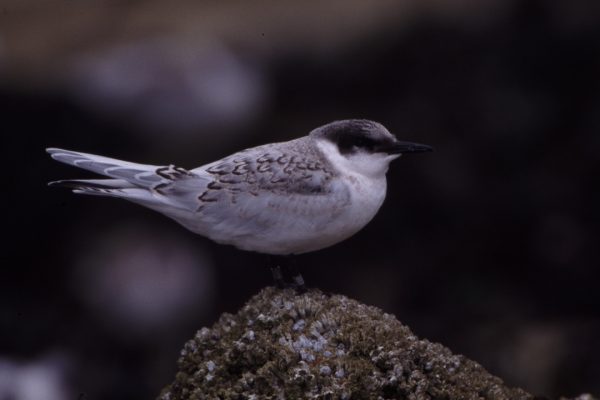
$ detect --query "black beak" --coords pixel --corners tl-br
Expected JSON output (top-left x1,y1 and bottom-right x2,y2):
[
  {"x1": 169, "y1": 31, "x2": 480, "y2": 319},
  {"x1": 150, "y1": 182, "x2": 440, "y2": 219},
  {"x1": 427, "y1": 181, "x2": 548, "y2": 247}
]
[{"x1": 382, "y1": 141, "x2": 433, "y2": 155}]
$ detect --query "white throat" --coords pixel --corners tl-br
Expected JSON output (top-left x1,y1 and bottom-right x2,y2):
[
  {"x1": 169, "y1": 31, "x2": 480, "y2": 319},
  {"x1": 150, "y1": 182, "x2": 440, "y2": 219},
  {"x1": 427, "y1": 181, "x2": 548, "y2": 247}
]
[{"x1": 315, "y1": 138, "x2": 399, "y2": 179}]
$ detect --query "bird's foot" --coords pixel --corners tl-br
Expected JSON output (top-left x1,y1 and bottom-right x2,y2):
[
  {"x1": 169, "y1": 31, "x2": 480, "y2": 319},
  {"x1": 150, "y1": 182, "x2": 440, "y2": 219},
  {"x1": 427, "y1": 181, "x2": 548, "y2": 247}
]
[
  {"x1": 290, "y1": 272, "x2": 307, "y2": 294},
  {"x1": 270, "y1": 265, "x2": 286, "y2": 289},
  {"x1": 268, "y1": 255, "x2": 307, "y2": 293}
]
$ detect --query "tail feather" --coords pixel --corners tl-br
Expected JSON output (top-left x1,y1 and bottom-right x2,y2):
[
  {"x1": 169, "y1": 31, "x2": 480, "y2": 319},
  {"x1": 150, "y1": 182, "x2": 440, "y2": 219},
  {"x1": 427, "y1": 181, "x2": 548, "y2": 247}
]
[
  {"x1": 48, "y1": 178, "x2": 143, "y2": 199},
  {"x1": 46, "y1": 148, "x2": 164, "y2": 189},
  {"x1": 47, "y1": 148, "x2": 210, "y2": 212},
  {"x1": 48, "y1": 178, "x2": 132, "y2": 190}
]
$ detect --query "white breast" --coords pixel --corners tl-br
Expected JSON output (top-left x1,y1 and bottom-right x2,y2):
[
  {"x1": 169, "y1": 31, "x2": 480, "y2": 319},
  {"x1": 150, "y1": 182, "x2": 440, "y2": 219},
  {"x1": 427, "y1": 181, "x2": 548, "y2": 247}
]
[
  {"x1": 342, "y1": 172, "x2": 388, "y2": 231},
  {"x1": 257, "y1": 173, "x2": 386, "y2": 255},
  {"x1": 295, "y1": 139, "x2": 391, "y2": 252}
]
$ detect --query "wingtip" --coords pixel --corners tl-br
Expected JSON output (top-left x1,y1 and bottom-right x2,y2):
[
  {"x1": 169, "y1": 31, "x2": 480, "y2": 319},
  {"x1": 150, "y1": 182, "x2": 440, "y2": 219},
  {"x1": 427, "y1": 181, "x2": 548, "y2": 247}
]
[
  {"x1": 46, "y1": 148, "x2": 67, "y2": 161},
  {"x1": 48, "y1": 180, "x2": 74, "y2": 188}
]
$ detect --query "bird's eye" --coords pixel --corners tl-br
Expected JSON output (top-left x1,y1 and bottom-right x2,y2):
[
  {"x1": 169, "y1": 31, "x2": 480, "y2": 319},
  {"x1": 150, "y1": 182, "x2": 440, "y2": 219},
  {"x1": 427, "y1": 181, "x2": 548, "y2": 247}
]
[
  {"x1": 353, "y1": 137, "x2": 375, "y2": 150},
  {"x1": 335, "y1": 135, "x2": 377, "y2": 154}
]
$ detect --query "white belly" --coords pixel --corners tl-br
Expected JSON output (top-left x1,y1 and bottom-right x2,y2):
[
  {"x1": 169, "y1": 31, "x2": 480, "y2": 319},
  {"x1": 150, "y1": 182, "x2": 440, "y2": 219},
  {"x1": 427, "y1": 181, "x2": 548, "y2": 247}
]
[
  {"x1": 227, "y1": 174, "x2": 387, "y2": 255},
  {"x1": 321, "y1": 173, "x2": 387, "y2": 249},
  {"x1": 170, "y1": 168, "x2": 388, "y2": 255}
]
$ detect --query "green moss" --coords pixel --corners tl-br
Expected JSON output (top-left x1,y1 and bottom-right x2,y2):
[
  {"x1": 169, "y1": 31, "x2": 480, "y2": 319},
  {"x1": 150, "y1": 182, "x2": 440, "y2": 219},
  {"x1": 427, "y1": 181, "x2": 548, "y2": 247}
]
[{"x1": 159, "y1": 287, "x2": 536, "y2": 399}]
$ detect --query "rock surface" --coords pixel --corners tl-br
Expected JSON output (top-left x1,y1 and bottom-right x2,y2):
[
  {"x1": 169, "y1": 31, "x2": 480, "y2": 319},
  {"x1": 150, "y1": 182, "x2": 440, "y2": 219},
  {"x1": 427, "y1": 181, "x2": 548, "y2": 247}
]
[{"x1": 158, "y1": 288, "x2": 586, "y2": 399}]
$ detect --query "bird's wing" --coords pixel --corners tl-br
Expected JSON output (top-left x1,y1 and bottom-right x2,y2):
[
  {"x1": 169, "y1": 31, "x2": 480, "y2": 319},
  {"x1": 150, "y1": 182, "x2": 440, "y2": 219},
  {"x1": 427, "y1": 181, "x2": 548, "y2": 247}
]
[
  {"x1": 48, "y1": 148, "x2": 175, "y2": 188},
  {"x1": 189, "y1": 138, "x2": 351, "y2": 239},
  {"x1": 47, "y1": 148, "x2": 211, "y2": 210}
]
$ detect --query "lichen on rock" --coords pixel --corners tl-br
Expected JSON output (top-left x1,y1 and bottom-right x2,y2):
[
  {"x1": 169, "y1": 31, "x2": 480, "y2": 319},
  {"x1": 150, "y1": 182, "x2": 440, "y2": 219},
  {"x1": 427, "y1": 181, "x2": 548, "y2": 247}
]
[{"x1": 159, "y1": 287, "x2": 535, "y2": 399}]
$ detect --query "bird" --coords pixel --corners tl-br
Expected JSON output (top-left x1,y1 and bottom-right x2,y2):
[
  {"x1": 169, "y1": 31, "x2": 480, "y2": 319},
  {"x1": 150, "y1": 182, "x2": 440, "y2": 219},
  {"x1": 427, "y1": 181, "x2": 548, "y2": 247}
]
[{"x1": 48, "y1": 119, "x2": 432, "y2": 289}]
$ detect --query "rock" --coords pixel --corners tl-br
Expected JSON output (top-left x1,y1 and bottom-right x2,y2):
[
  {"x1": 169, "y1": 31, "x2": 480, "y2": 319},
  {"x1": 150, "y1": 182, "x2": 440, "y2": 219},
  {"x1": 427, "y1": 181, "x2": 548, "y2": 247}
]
[{"x1": 157, "y1": 287, "x2": 553, "y2": 399}]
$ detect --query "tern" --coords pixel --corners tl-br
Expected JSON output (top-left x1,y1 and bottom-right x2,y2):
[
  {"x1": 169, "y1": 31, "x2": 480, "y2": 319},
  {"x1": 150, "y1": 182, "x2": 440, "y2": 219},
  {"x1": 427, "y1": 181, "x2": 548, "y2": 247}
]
[{"x1": 48, "y1": 119, "x2": 432, "y2": 289}]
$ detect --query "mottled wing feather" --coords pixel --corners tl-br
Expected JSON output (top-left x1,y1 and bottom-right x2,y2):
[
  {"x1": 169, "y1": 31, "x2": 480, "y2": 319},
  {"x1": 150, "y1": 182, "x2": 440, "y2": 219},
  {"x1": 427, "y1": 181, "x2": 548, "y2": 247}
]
[{"x1": 190, "y1": 138, "x2": 350, "y2": 241}]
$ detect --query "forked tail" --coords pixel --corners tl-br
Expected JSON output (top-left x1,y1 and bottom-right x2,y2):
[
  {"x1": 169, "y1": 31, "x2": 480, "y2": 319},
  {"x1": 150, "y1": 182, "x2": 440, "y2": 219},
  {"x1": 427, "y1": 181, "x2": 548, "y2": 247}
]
[{"x1": 47, "y1": 148, "x2": 208, "y2": 211}]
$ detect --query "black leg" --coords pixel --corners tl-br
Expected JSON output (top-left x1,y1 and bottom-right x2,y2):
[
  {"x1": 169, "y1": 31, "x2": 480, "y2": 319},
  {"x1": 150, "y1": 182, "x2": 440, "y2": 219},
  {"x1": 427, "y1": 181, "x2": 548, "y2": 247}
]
[
  {"x1": 284, "y1": 259, "x2": 307, "y2": 293},
  {"x1": 267, "y1": 255, "x2": 286, "y2": 288},
  {"x1": 271, "y1": 265, "x2": 286, "y2": 289},
  {"x1": 266, "y1": 255, "x2": 307, "y2": 292}
]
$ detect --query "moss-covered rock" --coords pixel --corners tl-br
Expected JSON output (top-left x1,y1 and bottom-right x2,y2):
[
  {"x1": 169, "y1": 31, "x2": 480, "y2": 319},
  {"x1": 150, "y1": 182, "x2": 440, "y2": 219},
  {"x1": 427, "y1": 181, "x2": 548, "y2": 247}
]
[{"x1": 158, "y1": 287, "x2": 546, "y2": 399}]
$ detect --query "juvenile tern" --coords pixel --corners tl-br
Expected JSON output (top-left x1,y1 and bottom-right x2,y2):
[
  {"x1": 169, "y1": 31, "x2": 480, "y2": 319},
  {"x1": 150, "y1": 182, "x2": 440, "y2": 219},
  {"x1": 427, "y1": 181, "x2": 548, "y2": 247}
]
[{"x1": 48, "y1": 119, "x2": 432, "y2": 288}]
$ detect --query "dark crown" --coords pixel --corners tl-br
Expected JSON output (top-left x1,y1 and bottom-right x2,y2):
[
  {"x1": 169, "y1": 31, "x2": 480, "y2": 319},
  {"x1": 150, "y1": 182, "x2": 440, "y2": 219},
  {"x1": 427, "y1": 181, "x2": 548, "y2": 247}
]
[{"x1": 311, "y1": 119, "x2": 396, "y2": 155}]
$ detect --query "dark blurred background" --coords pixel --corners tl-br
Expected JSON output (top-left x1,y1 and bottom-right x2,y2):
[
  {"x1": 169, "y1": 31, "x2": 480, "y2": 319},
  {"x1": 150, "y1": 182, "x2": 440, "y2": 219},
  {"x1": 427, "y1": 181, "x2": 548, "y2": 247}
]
[{"x1": 1, "y1": 1, "x2": 599, "y2": 399}]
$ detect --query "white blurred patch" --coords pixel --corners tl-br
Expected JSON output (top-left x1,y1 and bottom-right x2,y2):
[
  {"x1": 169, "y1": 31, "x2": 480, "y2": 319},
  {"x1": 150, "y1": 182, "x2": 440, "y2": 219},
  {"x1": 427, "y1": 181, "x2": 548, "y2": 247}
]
[
  {"x1": 0, "y1": 354, "x2": 70, "y2": 400},
  {"x1": 65, "y1": 37, "x2": 267, "y2": 139},
  {"x1": 73, "y1": 223, "x2": 216, "y2": 338}
]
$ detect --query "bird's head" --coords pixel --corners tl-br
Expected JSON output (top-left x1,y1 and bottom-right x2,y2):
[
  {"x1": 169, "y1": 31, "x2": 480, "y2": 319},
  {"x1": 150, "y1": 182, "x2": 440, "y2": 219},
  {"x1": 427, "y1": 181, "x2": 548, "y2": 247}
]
[{"x1": 311, "y1": 119, "x2": 432, "y2": 178}]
